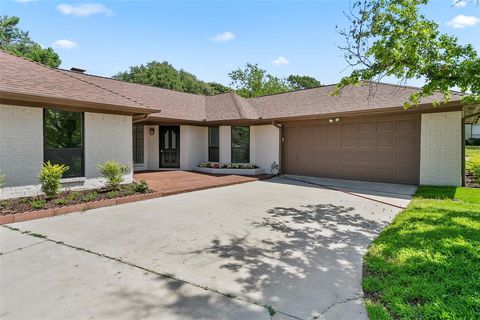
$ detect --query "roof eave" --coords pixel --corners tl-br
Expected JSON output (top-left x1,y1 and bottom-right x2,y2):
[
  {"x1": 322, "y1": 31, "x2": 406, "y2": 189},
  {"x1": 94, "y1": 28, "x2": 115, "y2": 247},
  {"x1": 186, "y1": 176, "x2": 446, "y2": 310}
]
[{"x1": 0, "y1": 90, "x2": 160, "y2": 115}]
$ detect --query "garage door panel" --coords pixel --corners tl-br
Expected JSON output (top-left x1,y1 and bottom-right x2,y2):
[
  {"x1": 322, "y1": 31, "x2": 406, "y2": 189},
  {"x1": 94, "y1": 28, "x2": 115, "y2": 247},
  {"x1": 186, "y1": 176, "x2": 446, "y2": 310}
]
[
  {"x1": 326, "y1": 124, "x2": 341, "y2": 134},
  {"x1": 342, "y1": 135, "x2": 357, "y2": 148},
  {"x1": 326, "y1": 135, "x2": 341, "y2": 148},
  {"x1": 358, "y1": 135, "x2": 376, "y2": 148},
  {"x1": 397, "y1": 119, "x2": 416, "y2": 132},
  {"x1": 342, "y1": 123, "x2": 357, "y2": 133},
  {"x1": 376, "y1": 150, "x2": 395, "y2": 168},
  {"x1": 284, "y1": 115, "x2": 420, "y2": 184},
  {"x1": 377, "y1": 121, "x2": 395, "y2": 133},
  {"x1": 396, "y1": 134, "x2": 417, "y2": 149},
  {"x1": 377, "y1": 135, "x2": 395, "y2": 148},
  {"x1": 358, "y1": 122, "x2": 376, "y2": 134}
]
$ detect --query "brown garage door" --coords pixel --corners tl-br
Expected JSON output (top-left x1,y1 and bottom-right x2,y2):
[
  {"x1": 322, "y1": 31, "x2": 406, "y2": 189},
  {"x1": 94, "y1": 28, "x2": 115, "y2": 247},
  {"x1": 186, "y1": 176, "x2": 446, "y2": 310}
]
[{"x1": 283, "y1": 114, "x2": 421, "y2": 184}]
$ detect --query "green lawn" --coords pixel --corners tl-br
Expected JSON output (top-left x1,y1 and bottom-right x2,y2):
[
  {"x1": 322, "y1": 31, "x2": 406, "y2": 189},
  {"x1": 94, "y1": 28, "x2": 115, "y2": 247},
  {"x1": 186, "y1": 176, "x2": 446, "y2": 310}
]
[
  {"x1": 363, "y1": 186, "x2": 480, "y2": 320},
  {"x1": 466, "y1": 146, "x2": 480, "y2": 184}
]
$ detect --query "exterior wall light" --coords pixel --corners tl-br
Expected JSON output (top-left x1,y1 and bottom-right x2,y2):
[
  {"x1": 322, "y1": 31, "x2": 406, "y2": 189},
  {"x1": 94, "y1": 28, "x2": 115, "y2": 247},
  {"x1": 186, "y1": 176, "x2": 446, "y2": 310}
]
[
  {"x1": 329, "y1": 118, "x2": 341, "y2": 123},
  {"x1": 149, "y1": 128, "x2": 155, "y2": 135}
]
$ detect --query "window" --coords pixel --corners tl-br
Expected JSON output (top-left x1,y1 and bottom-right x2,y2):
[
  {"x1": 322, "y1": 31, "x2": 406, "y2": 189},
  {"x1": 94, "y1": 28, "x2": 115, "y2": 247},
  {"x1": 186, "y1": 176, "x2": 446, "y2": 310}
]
[
  {"x1": 231, "y1": 126, "x2": 250, "y2": 163},
  {"x1": 132, "y1": 125, "x2": 144, "y2": 164},
  {"x1": 44, "y1": 109, "x2": 84, "y2": 178},
  {"x1": 208, "y1": 126, "x2": 219, "y2": 162}
]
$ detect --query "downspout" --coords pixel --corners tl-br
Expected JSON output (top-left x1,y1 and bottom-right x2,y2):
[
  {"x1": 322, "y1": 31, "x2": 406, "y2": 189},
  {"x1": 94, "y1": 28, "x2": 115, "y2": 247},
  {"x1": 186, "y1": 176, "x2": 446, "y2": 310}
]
[{"x1": 272, "y1": 120, "x2": 283, "y2": 174}]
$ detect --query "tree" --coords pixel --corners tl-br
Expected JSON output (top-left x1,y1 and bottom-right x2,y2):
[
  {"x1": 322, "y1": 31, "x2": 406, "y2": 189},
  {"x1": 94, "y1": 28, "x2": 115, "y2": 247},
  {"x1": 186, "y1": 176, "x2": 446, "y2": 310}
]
[
  {"x1": 113, "y1": 61, "x2": 230, "y2": 95},
  {"x1": 229, "y1": 63, "x2": 321, "y2": 98},
  {"x1": 336, "y1": 0, "x2": 480, "y2": 106},
  {"x1": 287, "y1": 75, "x2": 321, "y2": 90},
  {"x1": 0, "y1": 15, "x2": 61, "y2": 68}
]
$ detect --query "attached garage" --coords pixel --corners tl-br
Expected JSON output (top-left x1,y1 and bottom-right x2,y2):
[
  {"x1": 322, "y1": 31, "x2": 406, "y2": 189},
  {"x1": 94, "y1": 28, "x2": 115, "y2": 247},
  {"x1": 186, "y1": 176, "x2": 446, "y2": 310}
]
[{"x1": 283, "y1": 113, "x2": 421, "y2": 184}]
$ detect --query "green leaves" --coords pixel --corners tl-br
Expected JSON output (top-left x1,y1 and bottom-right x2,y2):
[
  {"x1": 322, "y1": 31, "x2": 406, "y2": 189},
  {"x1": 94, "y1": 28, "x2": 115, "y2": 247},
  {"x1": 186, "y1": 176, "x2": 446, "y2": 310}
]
[
  {"x1": 113, "y1": 61, "x2": 230, "y2": 95},
  {"x1": 337, "y1": 0, "x2": 479, "y2": 106},
  {"x1": 228, "y1": 63, "x2": 321, "y2": 98},
  {"x1": 0, "y1": 15, "x2": 61, "y2": 68},
  {"x1": 38, "y1": 161, "x2": 69, "y2": 198},
  {"x1": 97, "y1": 160, "x2": 130, "y2": 190}
]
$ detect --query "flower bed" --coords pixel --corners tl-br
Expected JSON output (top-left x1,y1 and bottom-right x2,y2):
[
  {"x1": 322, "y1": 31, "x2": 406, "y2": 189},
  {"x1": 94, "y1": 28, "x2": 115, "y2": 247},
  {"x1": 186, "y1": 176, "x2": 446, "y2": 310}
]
[
  {"x1": 195, "y1": 163, "x2": 264, "y2": 175},
  {"x1": 0, "y1": 183, "x2": 151, "y2": 216},
  {"x1": 198, "y1": 162, "x2": 258, "y2": 169}
]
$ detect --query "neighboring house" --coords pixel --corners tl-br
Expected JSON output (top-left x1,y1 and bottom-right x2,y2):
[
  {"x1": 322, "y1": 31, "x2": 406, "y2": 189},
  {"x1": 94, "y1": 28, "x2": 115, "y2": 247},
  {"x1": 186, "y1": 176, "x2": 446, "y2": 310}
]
[
  {"x1": 465, "y1": 124, "x2": 480, "y2": 140},
  {"x1": 0, "y1": 51, "x2": 475, "y2": 198}
]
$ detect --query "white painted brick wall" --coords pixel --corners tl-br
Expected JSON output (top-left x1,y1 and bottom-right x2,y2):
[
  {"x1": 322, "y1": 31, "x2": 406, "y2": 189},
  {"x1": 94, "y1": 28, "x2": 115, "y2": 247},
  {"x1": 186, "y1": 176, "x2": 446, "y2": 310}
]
[
  {"x1": 420, "y1": 111, "x2": 462, "y2": 186},
  {"x1": 180, "y1": 125, "x2": 208, "y2": 170},
  {"x1": 251, "y1": 125, "x2": 280, "y2": 174},
  {"x1": 84, "y1": 112, "x2": 133, "y2": 183},
  {"x1": 0, "y1": 109, "x2": 134, "y2": 199},
  {"x1": 0, "y1": 104, "x2": 43, "y2": 187},
  {"x1": 219, "y1": 126, "x2": 231, "y2": 163}
]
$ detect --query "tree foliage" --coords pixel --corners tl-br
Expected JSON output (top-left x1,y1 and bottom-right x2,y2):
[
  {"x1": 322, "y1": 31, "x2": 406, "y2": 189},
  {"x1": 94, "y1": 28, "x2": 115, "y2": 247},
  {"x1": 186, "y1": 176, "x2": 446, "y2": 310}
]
[
  {"x1": 287, "y1": 75, "x2": 321, "y2": 90},
  {"x1": 0, "y1": 15, "x2": 61, "y2": 68},
  {"x1": 336, "y1": 0, "x2": 480, "y2": 106},
  {"x1": 113, "y1": 61, "x2": 230, "y2": 95},
  {"x1": 229, "y1": 63, "x2": 321, "y2": 98}
]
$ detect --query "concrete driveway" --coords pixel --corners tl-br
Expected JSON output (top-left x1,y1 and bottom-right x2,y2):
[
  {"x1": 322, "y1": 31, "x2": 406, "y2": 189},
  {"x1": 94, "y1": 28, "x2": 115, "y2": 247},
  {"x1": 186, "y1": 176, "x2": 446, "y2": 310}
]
[{"x1": 0, "y1": 176, "x2": 416, "y2": 320}]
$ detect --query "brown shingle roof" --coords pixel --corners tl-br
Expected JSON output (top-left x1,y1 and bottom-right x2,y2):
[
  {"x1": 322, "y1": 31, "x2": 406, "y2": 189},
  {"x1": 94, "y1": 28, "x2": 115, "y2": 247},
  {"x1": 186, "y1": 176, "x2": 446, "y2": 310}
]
[
  {"x1": 2, "y1": 50, "x2": 463, "y2": 122},
  {"x1": 0, "y1": 51, "x2": 158, "y2": 114},
  {"x1": 250, "y1": 83, "x2": 463, "y2": 120}
]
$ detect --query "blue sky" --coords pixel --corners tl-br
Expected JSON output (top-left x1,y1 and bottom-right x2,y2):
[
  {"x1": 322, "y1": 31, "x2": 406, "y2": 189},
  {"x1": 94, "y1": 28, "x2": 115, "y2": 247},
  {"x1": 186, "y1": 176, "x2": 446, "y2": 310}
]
[{"x1": 2, "y1": 0, "x2": 479, "y2": 86}]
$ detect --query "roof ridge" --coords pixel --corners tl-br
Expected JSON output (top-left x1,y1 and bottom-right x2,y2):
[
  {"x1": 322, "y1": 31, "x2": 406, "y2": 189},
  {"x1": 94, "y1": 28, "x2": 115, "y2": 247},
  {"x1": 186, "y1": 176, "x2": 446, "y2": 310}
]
[
  {"x1": 60, "y1": 68, "x2": 210, "y2": 97},
  {"x1": 1, "y1": 50, "x2": 151, "y2": 110},
  {"x1": 229, "y1": 91, "x2": 247, "y2": 119}
]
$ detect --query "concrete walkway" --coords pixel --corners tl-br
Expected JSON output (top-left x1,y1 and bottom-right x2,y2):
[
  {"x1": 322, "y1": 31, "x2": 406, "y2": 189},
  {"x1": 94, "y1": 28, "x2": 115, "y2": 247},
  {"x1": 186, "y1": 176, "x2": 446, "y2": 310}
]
[{"x1": 0, "y1": 176, "x2": 416, "y2": 320}]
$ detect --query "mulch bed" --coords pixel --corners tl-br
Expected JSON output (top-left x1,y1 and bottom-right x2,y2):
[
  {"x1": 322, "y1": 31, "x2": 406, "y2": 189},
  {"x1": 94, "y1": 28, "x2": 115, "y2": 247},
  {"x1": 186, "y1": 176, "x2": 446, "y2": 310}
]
[
  {"x1": 0, "y1": 184, "x2": 152, "y2": 216},
  {"x1": 465, "y1": 172, "x2": 480, "y2": 188}
]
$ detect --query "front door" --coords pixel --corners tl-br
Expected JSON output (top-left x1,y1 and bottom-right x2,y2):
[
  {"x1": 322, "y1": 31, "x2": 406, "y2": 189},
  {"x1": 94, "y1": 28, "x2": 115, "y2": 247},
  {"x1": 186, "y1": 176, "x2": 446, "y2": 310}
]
[{"x1": 160, "y1": 126, "x2": 180, "y2": 168}]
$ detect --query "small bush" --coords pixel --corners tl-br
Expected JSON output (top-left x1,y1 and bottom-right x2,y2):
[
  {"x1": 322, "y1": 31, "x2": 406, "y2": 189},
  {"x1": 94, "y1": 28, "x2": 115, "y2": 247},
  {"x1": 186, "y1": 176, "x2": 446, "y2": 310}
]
[
  {"x1": 82, "y1": 191, "x2": 98, "y2": 202},
  {"x1": 38, "y1": 161, "x2": 69, "y2": 198},
  {"x1": 133, "y1": 179, "x2": 149, "y2": 193},
  {"x1": 97, "y1": 160, "x2": 130, "y2": 190},
  {"x1": 55, "y1": 198, "x2": 69, "y2": 206},
  {"x1": 469, "y1": 158, "x2": 480, "y2": 182},
  {"x1": 0, "y1": 170, "x2": 4, "y2": 188},
  {"x1": 31, "y1": 199, "x2": 46, "y2": 209},
  {"x1": 106, "y1": 190, "x2": 118, "y2": 199}
]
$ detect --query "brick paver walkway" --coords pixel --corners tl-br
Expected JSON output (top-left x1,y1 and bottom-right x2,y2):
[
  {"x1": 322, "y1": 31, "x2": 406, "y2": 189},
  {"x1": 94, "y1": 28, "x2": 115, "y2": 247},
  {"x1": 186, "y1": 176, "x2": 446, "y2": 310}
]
[{"x1": 134, "y1": 170, "x2": 268, "y2": 196}]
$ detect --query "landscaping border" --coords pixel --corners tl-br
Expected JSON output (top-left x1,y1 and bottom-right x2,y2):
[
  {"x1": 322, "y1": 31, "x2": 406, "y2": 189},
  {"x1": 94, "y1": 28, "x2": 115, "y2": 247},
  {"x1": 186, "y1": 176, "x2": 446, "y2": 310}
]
[{"x1": 0, "y1": 191, "x2": 163, "y2": 225}]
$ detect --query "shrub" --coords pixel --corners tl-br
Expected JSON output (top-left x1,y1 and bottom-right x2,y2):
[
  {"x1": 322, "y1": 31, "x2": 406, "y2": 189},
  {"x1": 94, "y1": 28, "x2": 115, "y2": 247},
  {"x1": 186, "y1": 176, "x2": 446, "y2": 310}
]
[
  {"x1": 97, "y1": 160, "x2": 130, "y2": 190},
  {"x1": 38, "y1": 162, "x2": 69, "y2": 198},
  {"x1": 82, "y1": 191, "x2": 98, "y2": 202},
  {"x1": 0, "y1": 170, "x2": 4, "y2": 188},
  {"x1": 133, "y1": 179, "x2": 149, "y2": 193},
  {"x1": 106, "y1": 190, "x2": 118, "y2": 199},
  {"x1": 31, "y1": 199, "x2": 46, "y2": 209},
  {"x1": 468, "y1": 158, "x2": 480, "y2": 182}
]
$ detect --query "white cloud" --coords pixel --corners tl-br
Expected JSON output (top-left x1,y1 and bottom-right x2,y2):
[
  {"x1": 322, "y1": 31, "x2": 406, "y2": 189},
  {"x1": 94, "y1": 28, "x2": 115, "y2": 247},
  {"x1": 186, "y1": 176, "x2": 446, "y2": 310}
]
[
  {"x1": 272, "y1": 56, "x2": 290, "y2": 66},
  {"x1": 57, "y1": 3, "x2": 113, "y2": 17},
  {"x1": 14, "y1": 0, "x2": 37, "y2": 3},
  {"x1": 447, "y1": 15, "x2": 480, "y2": 28},
  {"x1": 53, "y1": 39, "x2": 78, "y2": 49},
  {"x1": 452, "y1": 0, "x2": 468, "y2": 8},
  {"x1": 211, "y1": 31, "x2": 235, "y2": 42}
]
